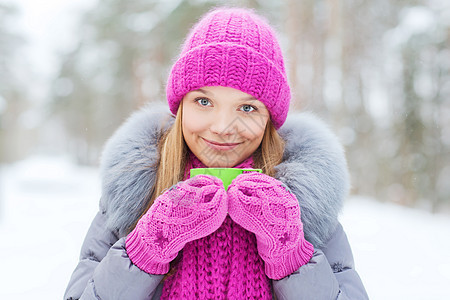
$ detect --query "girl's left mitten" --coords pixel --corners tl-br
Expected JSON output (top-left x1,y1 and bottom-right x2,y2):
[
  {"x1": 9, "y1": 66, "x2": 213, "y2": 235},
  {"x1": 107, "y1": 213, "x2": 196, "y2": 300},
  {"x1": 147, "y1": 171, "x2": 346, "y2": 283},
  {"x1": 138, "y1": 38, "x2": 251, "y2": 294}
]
[
  {"x1": 228, "y1": 172, "x2": 314, "y2": 280},
  {"x1": 125, "y1": 174, "x2": 227, "y2": 274}
]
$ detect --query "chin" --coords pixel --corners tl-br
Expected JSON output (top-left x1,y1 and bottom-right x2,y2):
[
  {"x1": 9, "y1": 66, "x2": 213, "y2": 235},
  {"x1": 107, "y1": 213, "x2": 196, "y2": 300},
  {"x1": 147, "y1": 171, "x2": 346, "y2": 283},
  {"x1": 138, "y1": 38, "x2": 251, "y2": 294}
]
[{"x1": 201, "y1": 155, "x2": 238, "y2": 168}]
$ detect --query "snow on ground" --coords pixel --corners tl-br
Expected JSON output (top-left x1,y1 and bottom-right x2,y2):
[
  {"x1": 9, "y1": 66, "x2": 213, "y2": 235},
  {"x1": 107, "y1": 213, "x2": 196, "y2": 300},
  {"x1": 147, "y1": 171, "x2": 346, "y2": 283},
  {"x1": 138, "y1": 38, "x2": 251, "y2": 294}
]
[
  {"x1": 0, "y1": 155, "x2": 449, "y2": 299},
  {"x1": 340, "y1": 197, "x2": 450, "y2": 299},
  {"x1": 0, "y1": 156, "x2": 99, "y2": 299}
]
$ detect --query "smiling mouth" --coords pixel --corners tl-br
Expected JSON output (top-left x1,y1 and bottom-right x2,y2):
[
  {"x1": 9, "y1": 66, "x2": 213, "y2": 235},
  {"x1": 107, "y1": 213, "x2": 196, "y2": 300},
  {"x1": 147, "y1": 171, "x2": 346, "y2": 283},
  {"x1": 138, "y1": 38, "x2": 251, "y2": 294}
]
[{"x1": 202, "y1": 138, "x2": 242, "y2": 151}]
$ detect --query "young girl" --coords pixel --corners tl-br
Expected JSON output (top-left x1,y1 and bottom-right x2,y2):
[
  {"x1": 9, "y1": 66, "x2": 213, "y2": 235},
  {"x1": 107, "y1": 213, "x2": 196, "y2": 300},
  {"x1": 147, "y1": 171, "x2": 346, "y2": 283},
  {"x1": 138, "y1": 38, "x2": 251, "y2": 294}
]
[{"x1": 65, "y1": 7, "x2": 368, "y2": 299}]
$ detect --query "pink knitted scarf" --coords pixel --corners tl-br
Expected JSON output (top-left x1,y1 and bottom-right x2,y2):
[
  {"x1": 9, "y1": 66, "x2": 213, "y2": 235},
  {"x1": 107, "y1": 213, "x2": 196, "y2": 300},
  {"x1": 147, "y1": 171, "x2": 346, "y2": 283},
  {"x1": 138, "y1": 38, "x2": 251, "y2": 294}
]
[{"x1": 161, "y1": 154, "x2": 272, "y2": 299}]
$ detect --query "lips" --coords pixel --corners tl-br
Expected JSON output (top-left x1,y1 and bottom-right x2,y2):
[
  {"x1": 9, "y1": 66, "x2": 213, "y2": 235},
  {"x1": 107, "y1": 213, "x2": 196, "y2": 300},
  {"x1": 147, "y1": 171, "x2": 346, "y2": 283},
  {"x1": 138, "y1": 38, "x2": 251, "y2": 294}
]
[{"x1": 202, "y1": 137, "x2": 242, "y2": 151}]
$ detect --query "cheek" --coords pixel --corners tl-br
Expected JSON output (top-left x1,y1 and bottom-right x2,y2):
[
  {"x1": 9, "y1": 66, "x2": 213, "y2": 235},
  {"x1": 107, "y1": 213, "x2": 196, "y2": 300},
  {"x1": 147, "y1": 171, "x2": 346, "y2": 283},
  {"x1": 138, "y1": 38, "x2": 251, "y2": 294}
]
[
  {"x1": 182, "y1": 108, "x2": 207, "y2": 135},
  {"x1": 240, "y1": 118, "x2": 267, "y2": 142}
]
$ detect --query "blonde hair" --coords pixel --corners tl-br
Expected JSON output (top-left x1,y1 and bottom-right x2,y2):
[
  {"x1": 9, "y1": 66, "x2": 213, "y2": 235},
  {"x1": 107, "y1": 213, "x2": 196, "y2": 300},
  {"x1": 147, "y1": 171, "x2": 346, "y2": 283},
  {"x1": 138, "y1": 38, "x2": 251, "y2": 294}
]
[{"x1": 152, "y1": 102, "x2": 189, "y2": 202}]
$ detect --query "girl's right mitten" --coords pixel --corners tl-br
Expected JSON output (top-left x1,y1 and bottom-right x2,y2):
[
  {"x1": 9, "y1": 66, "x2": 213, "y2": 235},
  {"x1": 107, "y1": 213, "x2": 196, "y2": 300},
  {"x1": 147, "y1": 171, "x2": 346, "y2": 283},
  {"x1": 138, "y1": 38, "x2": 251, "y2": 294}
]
[{"x1": 125, "y1": 174, "x2": 227, "y2": 274}]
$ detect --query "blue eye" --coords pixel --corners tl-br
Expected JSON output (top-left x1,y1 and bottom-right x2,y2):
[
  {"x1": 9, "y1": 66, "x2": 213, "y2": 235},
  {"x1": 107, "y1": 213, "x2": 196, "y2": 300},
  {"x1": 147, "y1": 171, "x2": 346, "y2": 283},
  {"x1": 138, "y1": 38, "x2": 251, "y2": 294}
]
[
  {"x1": 196, "y1": 98, "x2": 211, "y2": 107},
  {"x1": 241, "y1": 105, "x2": 256, "y2": 113}
]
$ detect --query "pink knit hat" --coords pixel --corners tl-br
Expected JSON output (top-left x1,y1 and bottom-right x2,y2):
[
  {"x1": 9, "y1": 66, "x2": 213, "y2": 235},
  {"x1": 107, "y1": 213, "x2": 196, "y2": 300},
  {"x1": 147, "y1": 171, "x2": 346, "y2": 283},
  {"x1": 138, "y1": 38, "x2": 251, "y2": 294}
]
[{"x1": 166, "y1": 7, "x2": 291, "y2": 129}]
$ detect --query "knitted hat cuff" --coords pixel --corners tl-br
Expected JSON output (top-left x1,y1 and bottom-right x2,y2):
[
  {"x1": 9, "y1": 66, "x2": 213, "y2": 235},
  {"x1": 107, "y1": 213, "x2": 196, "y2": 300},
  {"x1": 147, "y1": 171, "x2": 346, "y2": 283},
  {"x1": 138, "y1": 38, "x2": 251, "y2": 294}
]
[{"x1": 166, "y1": 42, "x2": 290, "y2": 129}]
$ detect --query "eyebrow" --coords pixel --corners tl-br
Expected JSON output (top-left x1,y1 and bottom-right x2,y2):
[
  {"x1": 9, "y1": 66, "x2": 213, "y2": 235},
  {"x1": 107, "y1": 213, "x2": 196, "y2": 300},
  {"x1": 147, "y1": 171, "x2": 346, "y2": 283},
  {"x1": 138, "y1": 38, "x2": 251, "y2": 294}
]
[
  {"x1": 193, "y1": 88, "x2": 258, "y2": 102},
  {"x1": 193, "y1": 88, "x2": 212, "y2": 95}
]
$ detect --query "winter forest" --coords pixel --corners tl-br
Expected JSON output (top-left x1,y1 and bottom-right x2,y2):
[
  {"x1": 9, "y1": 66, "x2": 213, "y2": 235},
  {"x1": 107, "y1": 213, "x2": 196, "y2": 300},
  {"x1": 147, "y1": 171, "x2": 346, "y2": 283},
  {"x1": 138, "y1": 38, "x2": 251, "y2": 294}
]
[
  {"x1": 0, "y1": 0, "x2": 450, "y2": 298},
  {"x1": 2, "y1": 0, "x2": 449, "y2": 214}
]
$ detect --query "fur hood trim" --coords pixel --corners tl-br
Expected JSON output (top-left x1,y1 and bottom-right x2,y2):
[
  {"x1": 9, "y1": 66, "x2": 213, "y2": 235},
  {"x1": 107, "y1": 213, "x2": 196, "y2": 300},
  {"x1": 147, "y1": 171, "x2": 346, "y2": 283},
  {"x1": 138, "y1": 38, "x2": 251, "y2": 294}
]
[{"x1": 99, "y1": 103, "x2": 349, "y2": 248}]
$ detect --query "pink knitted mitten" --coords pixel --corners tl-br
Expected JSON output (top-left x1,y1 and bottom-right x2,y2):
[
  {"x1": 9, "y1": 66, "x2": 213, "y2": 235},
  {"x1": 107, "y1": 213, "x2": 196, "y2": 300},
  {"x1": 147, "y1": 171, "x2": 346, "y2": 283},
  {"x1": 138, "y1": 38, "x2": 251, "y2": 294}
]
[
  {"x1": 228, "y1": 172, "x2": 314, "y2": 280},
  {"x1": 126, "y1": 175, "x2": 227, "y2": 274}
]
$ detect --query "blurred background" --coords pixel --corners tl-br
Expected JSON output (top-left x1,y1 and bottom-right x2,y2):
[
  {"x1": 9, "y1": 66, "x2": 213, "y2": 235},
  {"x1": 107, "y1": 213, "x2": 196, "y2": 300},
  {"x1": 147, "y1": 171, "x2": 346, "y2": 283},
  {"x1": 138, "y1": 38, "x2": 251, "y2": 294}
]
[
  {"x1": 2, "y1": 0, "x2": 449, "y2": 211},
  {"x1": 0, "y1": 0, "x2": 449, "y2": 299}
]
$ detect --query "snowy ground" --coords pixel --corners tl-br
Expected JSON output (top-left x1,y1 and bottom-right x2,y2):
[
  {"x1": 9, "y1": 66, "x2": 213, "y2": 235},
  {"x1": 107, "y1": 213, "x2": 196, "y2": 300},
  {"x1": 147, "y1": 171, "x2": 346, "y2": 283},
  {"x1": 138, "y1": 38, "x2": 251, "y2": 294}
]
[{"x1": 0, "y1": 156, "x2": 449, "y2": 299}]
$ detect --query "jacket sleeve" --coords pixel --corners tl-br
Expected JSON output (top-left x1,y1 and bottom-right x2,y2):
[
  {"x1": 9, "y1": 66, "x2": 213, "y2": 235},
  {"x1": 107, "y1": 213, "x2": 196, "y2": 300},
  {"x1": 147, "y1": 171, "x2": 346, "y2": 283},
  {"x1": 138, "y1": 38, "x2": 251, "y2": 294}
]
[
  {"x1": 273, "y1": 223, "x2": 368, "y2": 300},
  {"x1": 64, "y1": 211, "x2": 164, "y2": 300}
]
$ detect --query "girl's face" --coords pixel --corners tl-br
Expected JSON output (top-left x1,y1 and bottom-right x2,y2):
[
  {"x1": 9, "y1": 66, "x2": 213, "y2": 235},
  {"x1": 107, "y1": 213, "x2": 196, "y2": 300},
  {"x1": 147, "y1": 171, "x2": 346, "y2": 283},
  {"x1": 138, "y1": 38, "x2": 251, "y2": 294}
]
[{"x1": 182, "y1": 86, "x2": 270, "y2": 168}]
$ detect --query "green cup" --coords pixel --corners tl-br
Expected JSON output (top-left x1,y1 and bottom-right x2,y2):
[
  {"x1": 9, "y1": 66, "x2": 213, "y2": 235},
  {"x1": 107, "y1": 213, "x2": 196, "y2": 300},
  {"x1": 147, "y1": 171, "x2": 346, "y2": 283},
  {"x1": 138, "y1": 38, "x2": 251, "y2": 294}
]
[{"x1": 190, "y1": 168, "x2": 262, "y2": 190}]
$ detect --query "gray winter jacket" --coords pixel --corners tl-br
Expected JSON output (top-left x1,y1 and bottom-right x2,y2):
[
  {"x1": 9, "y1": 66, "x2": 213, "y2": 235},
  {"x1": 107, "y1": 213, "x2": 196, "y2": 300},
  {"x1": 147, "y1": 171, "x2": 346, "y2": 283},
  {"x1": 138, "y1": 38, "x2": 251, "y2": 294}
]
[{"x1": 64, "y1": 104, "x2": 369, "y2": 299}]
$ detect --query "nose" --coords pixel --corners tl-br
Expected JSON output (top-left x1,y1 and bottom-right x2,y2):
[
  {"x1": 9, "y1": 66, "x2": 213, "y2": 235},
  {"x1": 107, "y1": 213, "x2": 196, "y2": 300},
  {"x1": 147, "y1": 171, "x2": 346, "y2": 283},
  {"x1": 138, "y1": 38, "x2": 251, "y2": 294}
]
[{"x1": 209, "y1": 111, "x2": 238, "y2": 136}]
